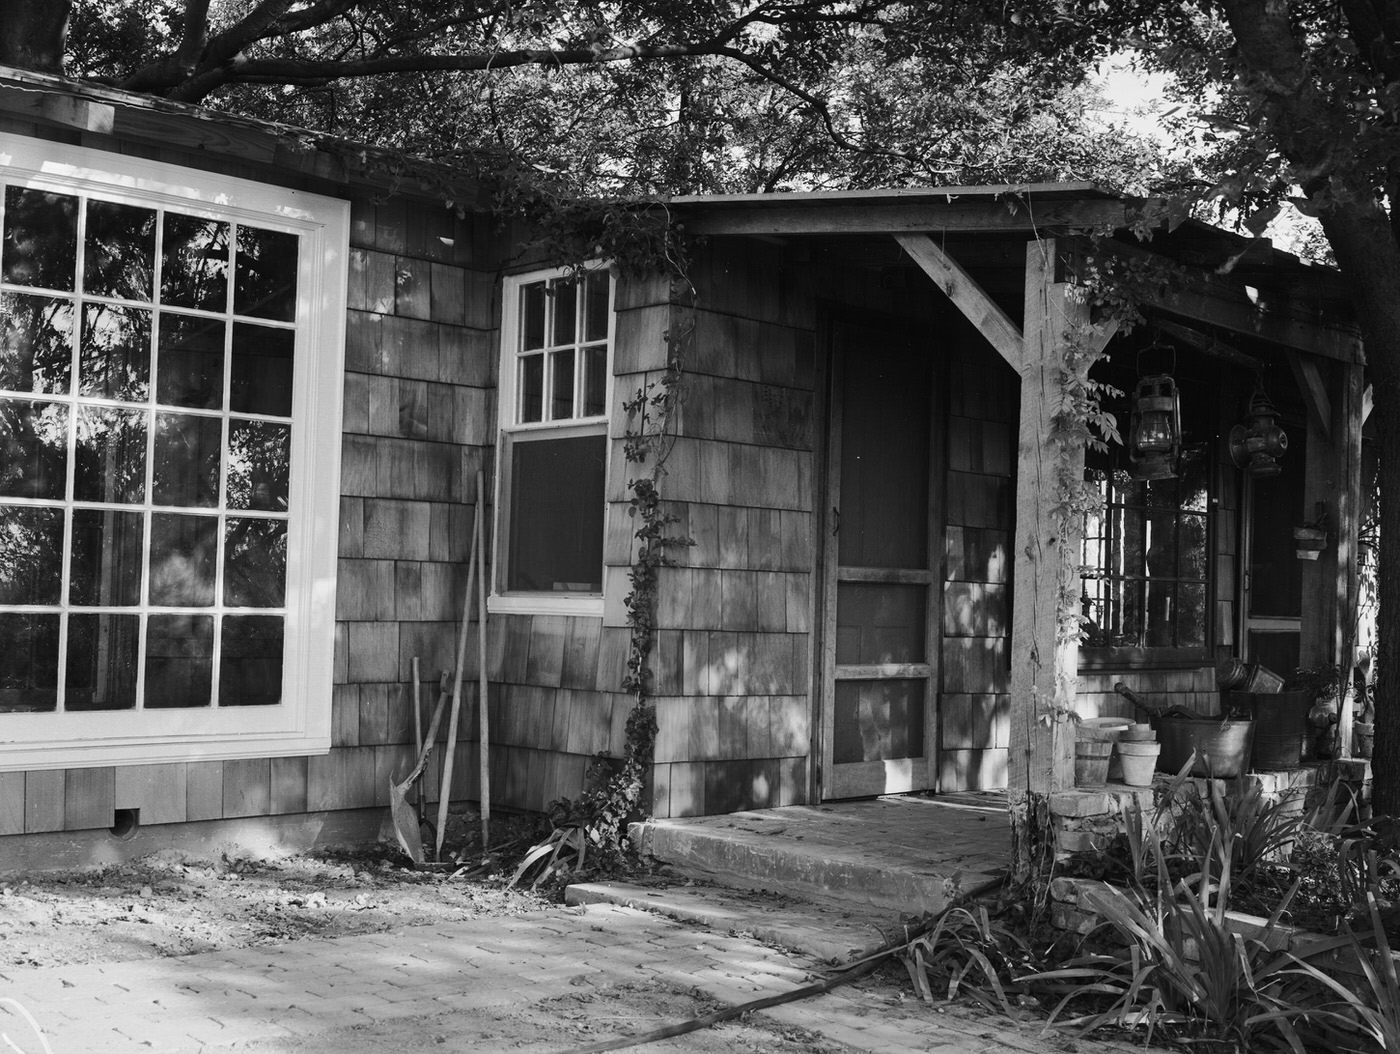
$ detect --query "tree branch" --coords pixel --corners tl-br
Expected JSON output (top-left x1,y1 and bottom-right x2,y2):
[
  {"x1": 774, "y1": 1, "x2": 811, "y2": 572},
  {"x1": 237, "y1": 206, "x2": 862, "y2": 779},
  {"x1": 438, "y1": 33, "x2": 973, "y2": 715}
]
[
  {"x1": 165, "y1": 39, "x2": 738, "y2": 102},
  {"x1": 174, "y1": 0, "x2": 212, "y2": 71},
  {"x1": 122, "y1": 0, "x2": 297, "y2": 92},
  {"x1": 714, "y1": 45, "x2": 955, "y2": 181}
]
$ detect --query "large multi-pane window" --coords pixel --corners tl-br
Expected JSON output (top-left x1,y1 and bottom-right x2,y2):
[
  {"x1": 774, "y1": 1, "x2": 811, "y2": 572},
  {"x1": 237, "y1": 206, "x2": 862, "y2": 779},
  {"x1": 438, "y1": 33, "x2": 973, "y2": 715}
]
[
  {"x1": 1081, "y1": 447, "x2": 1211, "y2": 654},
  {"x1": 0, "y1": 139, "x2": 346, "y2": 770},
  {"x1": 493, "y1": 267, "x2": 612, "y2": 615}
]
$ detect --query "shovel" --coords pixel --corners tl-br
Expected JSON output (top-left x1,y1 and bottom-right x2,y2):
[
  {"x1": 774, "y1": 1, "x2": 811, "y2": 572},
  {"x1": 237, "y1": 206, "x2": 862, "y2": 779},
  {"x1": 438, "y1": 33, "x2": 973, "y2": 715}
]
[{"x1": 390, "y1": 672, "x2": 450, "y2": 865}]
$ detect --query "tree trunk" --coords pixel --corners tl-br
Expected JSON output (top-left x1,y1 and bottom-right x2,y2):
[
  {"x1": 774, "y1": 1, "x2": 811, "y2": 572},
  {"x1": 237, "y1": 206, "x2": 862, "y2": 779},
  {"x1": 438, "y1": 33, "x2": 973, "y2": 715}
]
[
  {"x1": 1217, "y1": 0, "x2": 1400, "y2": 813},
  {"x1": 1320, "y1": 200, "x2": 1400, "y2": 815},
  {"x1": 0, "y1": 0, "x2": 71, "y2": 73}
]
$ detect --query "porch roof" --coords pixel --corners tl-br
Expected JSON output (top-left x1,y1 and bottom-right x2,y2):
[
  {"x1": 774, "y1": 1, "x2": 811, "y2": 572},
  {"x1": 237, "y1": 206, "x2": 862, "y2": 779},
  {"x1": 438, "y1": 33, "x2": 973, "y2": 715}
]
[{"x1": 671, "y1": 185, "x2": 1360, "y2": 365}]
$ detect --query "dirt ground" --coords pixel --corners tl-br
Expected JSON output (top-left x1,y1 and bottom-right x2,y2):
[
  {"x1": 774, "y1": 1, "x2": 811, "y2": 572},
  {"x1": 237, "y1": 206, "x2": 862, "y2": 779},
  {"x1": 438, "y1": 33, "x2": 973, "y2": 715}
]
[
  {"x1": 0, "y1": 819, "x2": 1118, "y2": 1054},
  {"x1": 0, "y1": 834, "x2": 880, "y2": 1052},
  {"x1": 0, "y1": 842, "x2": 556, "y2": 968}
]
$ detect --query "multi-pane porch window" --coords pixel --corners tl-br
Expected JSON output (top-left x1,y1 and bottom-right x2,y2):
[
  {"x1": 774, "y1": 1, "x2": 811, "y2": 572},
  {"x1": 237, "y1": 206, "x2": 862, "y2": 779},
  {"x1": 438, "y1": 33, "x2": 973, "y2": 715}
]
[
  {"x1": 495, "y1": 268, "x2": 611, "y2": 613},
  {"x1": 0, "y1": 187, "x2": 294, "y2": 712},
  {"x1": 1080, "y1": 449, "x2": 1211, "y2": 652},
  {"x1": 0, "y1": 138, "x2": 345, "y2": 770}
]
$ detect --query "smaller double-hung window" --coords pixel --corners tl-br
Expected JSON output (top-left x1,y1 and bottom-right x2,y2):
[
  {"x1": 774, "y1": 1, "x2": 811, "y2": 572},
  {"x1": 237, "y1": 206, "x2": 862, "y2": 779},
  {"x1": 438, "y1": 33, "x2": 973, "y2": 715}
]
[{"x1": 492, "y1": 267, "x2": 612, "y2": 616}]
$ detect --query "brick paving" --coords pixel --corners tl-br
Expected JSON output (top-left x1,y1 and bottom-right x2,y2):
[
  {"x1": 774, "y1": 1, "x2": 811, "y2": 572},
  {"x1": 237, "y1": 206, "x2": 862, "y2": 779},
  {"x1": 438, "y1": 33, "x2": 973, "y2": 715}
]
[{"x1": 0, "y1": 899, "x2": 1155, "y2": 1054}]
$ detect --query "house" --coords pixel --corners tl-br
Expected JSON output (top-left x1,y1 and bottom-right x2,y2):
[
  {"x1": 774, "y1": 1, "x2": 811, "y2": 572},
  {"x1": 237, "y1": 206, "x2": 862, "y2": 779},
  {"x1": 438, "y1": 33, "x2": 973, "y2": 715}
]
[{"x1": 0, "y1": 66, "x2": 1365, "y2": 866}]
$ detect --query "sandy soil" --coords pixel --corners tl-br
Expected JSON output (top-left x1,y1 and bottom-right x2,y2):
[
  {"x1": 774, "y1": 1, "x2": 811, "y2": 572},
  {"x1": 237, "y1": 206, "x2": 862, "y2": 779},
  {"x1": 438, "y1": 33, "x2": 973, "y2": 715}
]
[
  {"x1": 0, "y1": 843, "x2": 565, "y2": 968},
  {"x1": 0, "y1": 838, "x2": 871, "y2": 1052}
]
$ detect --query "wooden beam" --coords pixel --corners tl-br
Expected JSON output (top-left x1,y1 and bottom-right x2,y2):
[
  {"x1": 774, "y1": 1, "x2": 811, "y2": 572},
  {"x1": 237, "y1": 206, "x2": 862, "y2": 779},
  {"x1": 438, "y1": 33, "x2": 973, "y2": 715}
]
[
  {"x1": 1083, "y1": 317, "x2": 1121, "y2": 358},
  {"x1": 1363, "y1": 384, "x2": 1374, "y2": 426},
  {"x1": 1074, "y1": 241, "x2": 1361, "y2": 364},
  {"x1": 1337, "y1": 363, "x2": 1365, "y2": 758},
  {"x1": 895, "y1": 233, "x2": 1023, "y2": 368},
  {"x1": 1008, "y1": 238, "x2": 1081, "y2": 809},
  {"x1": 684, "y1": 199, "x2": 1132, "y2": 237},
  {"x1": 1156, "y1": 320, "x2": 1263, "y2": 371},
  {"x1": 1286, "y1": 349, "x2": 1333, "y2": 443},
  {"x1": 37, "y1": 94, "x2": 113, "y2": 133}
]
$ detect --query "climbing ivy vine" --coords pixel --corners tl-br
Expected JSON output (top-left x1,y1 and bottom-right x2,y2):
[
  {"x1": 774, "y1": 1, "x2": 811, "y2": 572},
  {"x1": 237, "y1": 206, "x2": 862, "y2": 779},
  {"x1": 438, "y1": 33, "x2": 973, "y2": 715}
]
[{"x1": 1029, "y1": 244, "x2": 1184, "y2": 728}]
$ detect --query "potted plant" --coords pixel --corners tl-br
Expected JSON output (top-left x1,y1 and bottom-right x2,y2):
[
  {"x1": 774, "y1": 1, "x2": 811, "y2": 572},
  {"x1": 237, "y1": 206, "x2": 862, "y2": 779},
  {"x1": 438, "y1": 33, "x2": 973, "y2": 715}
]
[{"x1": 1283, "y1": 665, "x2": 1344, "y2": 761}]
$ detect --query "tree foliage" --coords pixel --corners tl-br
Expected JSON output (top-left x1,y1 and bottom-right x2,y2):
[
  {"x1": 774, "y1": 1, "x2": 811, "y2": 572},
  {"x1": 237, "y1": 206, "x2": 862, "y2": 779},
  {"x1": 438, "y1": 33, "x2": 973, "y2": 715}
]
[{"x1": 23, "y1": 1, "x2": 1170, "y2": 196}]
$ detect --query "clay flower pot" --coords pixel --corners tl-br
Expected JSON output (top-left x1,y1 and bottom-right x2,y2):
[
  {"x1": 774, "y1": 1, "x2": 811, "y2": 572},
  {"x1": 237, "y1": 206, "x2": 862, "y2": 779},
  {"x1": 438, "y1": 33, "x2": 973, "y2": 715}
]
[{"x1": 1115, "y1": 740, "x2": 1162, "y2": 787}]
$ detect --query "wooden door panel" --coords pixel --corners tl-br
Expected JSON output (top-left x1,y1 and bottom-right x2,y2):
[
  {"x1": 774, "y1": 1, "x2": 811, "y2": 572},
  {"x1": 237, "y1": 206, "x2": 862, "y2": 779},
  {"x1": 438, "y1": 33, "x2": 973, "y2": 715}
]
[{"x1": 822, "y1": 325, "x2": 941, "y2": 800}]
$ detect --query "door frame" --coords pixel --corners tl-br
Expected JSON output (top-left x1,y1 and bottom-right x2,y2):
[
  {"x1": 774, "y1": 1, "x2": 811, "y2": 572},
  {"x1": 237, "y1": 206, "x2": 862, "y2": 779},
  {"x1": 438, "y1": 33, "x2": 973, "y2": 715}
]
[{"x1": 814, "y1": 314, "x2": 945, "y2": 800}]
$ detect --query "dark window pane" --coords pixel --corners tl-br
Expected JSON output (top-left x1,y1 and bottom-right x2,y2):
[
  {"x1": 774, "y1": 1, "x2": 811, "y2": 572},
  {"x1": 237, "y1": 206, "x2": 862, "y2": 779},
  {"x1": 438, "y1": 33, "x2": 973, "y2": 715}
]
[
  {"x1": 69, "y1": 509, "x2": 144, "y2": 606},
  {"x1": 219, "y1": 615, "x2": 283, "y2": 706},
  {"x1": 1114, "y1": 579, "x2": 1145, "y2": 647},
  {"x1": 1249, "y1": 432, "x2": 1306, "y2": 619},
  {"x1": 518, "y1": 354, "x2": 543, "y2": 423},
  {"x1": 1, "y1": 293, "x2": 73, "y2": 394},
  {"x1": 234, "y1": 226, "x2": 298, "y2": 321},
  {"x1": 80, "y1": 304, "x2": 150, "y2": 400},
  {"x1": 0, "y1": 506, "x2": 63, "y2": 604},
  {"x1": 836, "y1": 584, "x2": 926, "y2": 664},
  {"x1": 156, "y1": 314, "x2": 224, "y2": 408},
  {"x1": 1177, "y1": 582, "x2": 1207, "y2": 648},
  {"x1": 74, "y1": 405, "x2": 147, "y2": 504},
  {"x1": 521, "y1": 282, "x2": 546, "y2": 350},
  {"x1": 550, "y1": 349, "x2": 574, "y2": 420},
  {"x1": 149, "y1": 513, "x2": 217, "y2": 606},
  {"x1": 144, "y1": 613, "x2": 212, "y2": 707},
  {"x1": 582, "y1": 344, "x2": 607, "y2": 417},
  {"x1": 161, "y1": 213, "x2": 228, "y2": 311},
  {"x1": 1081, "y1": 444, "x2": 1213, "y2": 652},
  {"x1": 584, "y1": 271, "x2": 609, "y2": 342},
  {"x1": 1178, "y1": 448, "x2": 1210, "y2": 512},
  {"x1": 1144, "y1": 579, "x2": 1175, "y2": 647},
  {"x1": 66, "y1": 613, "x2": 139, "y2": 711},
  {"x1": 230, "y1": 323, "x2": 292, "y2": 416},
  {"x1": 1179, "y1": 512, "x2": 1209, "y2": 579},
  {"x1": 833, "y1": 679, "x2": 924, "y2": 763},
  {"x1": 552, "y1": 278, "x2": 577, "y2": 346},
  {"x1": 0, "y1": 399, "x2": 67, "y2": 499},
  {"x1": 2, "y1": 187, "x2": 78, "y2": 290},
  {"x1": 227, "y1": 420, "x2": 289, "y2": 511},
  {"x1": 507, "y1": 434, "x2": 604, "y2": 592},
  {"x1": 84, "y1": 200, "x2": 155, "y2": 301},
  {"x1": 224, "y1": 518, "x2": 286, "y2": 607},
  {"x1": 0, "y1": 614, "x2": 58, "y2": 712},
  {"x1": 152, "y1": 412, "x2": 221, "y2": 507},
  {"x1": 838, "y1": 341, "x2": 932, "y2": 568}
]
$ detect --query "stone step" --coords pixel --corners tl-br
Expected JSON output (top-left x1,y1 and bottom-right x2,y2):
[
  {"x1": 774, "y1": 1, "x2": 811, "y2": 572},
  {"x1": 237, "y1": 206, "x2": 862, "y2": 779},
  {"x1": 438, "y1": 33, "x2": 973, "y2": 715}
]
[{"x1": 627, "y1": 799, "x2": 1009, "y2": 917}]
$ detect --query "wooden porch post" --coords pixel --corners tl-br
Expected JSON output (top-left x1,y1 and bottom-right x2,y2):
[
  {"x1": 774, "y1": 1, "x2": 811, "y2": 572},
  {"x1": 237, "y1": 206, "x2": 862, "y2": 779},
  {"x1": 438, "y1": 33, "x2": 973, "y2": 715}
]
[
  {"x1": 1008, "y1": 238, "x2": 1101, "y2": 873},
  {"x1": 1296, "y1": 358, "x2": 1365, "y2": 749}
]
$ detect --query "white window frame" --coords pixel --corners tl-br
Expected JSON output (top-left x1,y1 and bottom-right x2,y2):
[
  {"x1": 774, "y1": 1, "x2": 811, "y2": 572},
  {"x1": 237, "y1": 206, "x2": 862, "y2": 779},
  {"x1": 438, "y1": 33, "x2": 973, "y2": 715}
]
[
  {"x1": 490, "y1": 264, "x2": 613, "y2": 618},
  {"x1": 0, "y1": 137, "x2": 345, "y2": 771}
]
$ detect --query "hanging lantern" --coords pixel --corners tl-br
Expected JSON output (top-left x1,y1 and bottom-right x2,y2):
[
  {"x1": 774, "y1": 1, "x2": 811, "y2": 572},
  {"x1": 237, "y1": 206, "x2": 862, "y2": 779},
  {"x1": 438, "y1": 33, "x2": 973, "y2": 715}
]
[
  {"x1": 1228, "y1": 384, "x2": 1288, "y2": 478},
  {"x1": 1128, "y1": 373, "x2": 1182, "y2": 480}
]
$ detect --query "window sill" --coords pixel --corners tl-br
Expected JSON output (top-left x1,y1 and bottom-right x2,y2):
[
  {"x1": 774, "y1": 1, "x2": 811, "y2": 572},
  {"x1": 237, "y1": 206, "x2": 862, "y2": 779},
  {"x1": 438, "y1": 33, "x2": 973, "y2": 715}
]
[
  {"x1": 1078, "y1": 647, "x2": 1213, "y2": 671},
  {"x1": 487, "y1": 594, "x2": 604, "y2": 618},
  {"x1": 0, "y1": 709, "x2": 331, "y2": 772}
]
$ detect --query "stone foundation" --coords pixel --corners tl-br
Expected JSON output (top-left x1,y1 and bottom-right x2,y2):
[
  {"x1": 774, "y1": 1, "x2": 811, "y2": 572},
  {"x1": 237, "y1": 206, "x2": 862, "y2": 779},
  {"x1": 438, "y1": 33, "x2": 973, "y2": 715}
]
[{"x1": 1046, "y1": 759, "x2": 1374, "y2": 935}]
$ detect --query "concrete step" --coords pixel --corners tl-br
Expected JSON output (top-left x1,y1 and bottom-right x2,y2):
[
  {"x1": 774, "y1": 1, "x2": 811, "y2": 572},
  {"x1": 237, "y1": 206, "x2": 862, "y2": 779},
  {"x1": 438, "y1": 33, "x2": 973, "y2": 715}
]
[
  {"x1": 564, "y1": 879, "x2": 906, "y2": 964},
  {"x1": 627, "y1": 798, "x2": 1009, "y2": 917}
]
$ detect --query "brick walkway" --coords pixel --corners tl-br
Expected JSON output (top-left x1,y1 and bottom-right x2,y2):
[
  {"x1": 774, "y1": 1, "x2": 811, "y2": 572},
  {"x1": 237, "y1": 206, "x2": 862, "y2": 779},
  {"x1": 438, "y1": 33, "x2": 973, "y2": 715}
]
[{"x1": 0, "y1": 900, "x2": 1151, "y2": 1053}]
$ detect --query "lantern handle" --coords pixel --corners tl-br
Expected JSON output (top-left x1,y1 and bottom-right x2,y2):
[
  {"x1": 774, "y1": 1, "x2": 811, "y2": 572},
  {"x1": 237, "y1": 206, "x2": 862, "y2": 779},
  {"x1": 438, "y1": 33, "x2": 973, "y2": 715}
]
[{"x1": 1137, "y1": 330, "x2": 1176, "y2": 377}]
